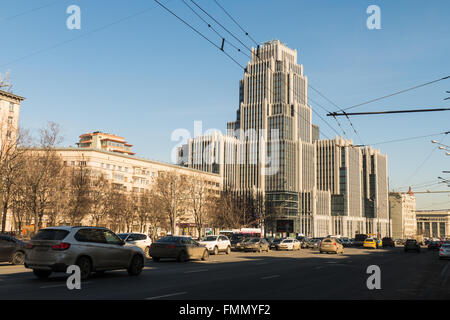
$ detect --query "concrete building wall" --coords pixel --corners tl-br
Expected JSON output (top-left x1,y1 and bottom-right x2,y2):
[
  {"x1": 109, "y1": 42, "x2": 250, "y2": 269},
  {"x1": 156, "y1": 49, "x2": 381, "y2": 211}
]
[{"x1": 389, "y1": 192, "x2": 417, "y2": 239}]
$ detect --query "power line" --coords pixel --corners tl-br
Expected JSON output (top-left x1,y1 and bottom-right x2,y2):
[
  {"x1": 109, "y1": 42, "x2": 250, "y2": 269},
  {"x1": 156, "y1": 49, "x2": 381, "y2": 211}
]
[
  {"x1": 309, "y1": 84, "x2": 364, "y2": 144},
  {"x1": 0, "y1": 0, "x2": 60, "y2": 23},
  {"x1": 189, "y1": 0, "x2": 253, "y2": 53},
  {"x1": 153, "y1": 0, "x2": 245, "y2": 69},
  {"x1": 1, "y1": 2, "x2": 172, "y2": 68},
  {"x1": 405, "y1": 134, "x2": 448, "y2": 185},
  {"x1": 213, "y1": 0, "x2": 258, "y2": 46},
  {"x1": 357, "y1": 131, "x2": 449, "y2": 147},
  {"x1": 328, "y1": 107, "x2": 450, "y2": 117},
  {"x1": 340, "y1": 75, "x2": 450, "y2": 112},
  {"x1": 181, "y1": 0, "x2": 251, "y2": 60}
]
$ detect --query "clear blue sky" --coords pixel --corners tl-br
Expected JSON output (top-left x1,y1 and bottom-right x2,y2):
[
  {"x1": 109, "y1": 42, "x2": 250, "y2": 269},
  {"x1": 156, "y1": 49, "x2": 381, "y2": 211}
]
[{"x1": 1, "y1": 0, "x2": 449, "y2": 209}]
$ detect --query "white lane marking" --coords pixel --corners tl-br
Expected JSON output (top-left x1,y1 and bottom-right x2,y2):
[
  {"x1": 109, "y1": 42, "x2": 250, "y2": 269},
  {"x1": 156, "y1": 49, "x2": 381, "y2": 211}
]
[
  {"x1": 145, "y1": 291, "x2": 187, "y2": 300},
  {"x1": 183, "y1": 269, "x2": 208, "y2": 274},
  {"x1": 261, "y1": 275, "x2": 280, "y2": 280},
  {"x1": 40, "y1": 281, "x2": 92, "y2": 289}
]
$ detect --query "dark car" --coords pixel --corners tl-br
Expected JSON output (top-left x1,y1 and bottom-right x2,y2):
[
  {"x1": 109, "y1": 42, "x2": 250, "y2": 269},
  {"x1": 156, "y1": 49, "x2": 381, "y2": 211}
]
[
  {"x1": 0, "y1": 234, "x2": 26, "y2": 265},
  {"x1": 404, "y1": 239, "x2": 421, "y2": 253},
  {"x1": 382, "y1": 237, "x2": 395, "y2": 248},
  {"x1": 304, "y1": 238, "x2": 322, "y2": 249},
  {"x1": 150, "y1": 236, "x2": 209, "y2": 262},
  {"x1": 230, "y1": 235, "x2": 246, "y2": 250},
  {"x1": 428, "y1": 241, "x2": 441, "y2": 251},
  {"x1": 269, "y1": 238, "x2": 283, "y2": 250}
]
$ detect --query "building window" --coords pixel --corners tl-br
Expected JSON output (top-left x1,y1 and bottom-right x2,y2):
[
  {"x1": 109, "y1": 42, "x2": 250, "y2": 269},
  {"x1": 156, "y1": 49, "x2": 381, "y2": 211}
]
[{"x1": 9, "y1": 103, "x2": 14, "y2": 112}]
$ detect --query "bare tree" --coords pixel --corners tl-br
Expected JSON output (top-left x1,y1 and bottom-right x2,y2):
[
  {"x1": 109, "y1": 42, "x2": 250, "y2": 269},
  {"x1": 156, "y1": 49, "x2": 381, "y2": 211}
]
[
  {"x1": 0, "y1": 127, "x2": 29, "y2": 232},
  {"x1": 140, "y1": 189, "x2": 168, "y2": 241},
  {"x1": 153, "y1": 170, "x2": 187, "y2": 235},
  {"x1": 89, "y1": 173, "x2": 112, "y2": 226},
  {"x1": 20, "y1": 122, "x2": 65, "y2": 232},
  {"x1": 186, "y1": 174, "x2": 214, "y2": 238},
  {"x1": 65, "y1": 161, "x2": 92, "y2": 226}
]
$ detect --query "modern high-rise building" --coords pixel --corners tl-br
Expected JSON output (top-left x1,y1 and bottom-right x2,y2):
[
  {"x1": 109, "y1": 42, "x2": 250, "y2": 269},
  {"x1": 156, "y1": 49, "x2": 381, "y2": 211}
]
[{"x1": 183, "y1": 40, "x2": 390, "y2": 238}]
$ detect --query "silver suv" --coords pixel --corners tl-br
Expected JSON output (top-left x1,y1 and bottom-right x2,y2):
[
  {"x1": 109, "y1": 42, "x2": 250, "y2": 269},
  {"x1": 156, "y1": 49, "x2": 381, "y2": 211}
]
[{"x1": 25, "y1": 226, "x2": 145, "y2": 280}]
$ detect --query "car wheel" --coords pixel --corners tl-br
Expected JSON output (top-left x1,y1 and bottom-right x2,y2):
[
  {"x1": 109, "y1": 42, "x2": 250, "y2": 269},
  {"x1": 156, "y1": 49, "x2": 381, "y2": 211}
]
[
  {"x1": 152, "y1": 257, "x2": 160, "y2": 262},
  {"x1": 202, "y1": 250, "x2": 209, "y2": 261},
  {"x1": 258, "y1": 246, "x2": 262, "y2": 253},
  {"x1": 33, "y1": 269, "x2": 52, "y2": 279},
  {"x1": 128, "y1": 254, "x2": 144, "y2": 276},
  {"x1": 213, "y1": 246, "x2": 219, "y2": 255},
  {"x1": 177, "y1": 251, "x2": 188, "y2": 262},
  {"x1": 226, "y1": 246, "x2": 231, "y2": 255},
  {"x1": 11, "y1": 251, "x2": 24, "y2": 265},
  {"x1": 76, "y1": 256, "x2": 92, "y2": 280},
  {"x1": 144, "y1": 247, "x2": 151, "y2": 258}
]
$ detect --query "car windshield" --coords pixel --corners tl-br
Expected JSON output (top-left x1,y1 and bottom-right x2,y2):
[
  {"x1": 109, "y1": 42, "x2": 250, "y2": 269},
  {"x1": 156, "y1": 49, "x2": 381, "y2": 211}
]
[
  {"x1": 273, "y1": 239, "x2": 282, "y2": 243},
  {"x1": 32, "y1": 229, "x2": 69, "y2": 240},
  {"x1": 442, "y1": 244, "x2": 450, "y2": 248},
  {"x1": 117, "y1": 233, "x2": 129, "y2": 240},
  {"x1": 202, "y1": 236, "x2": 217, "y2": 241},
  {"x1": 283, "y1": 240, "x2": 293, "y2": 243},
  {"x1": 249, "y1": 238, "x2": 259, "y2": 243}
]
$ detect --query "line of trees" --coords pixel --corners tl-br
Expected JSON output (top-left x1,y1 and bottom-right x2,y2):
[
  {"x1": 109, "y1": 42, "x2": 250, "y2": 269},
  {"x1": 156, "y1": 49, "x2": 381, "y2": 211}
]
[{"x1": 1, "y1": 122, "x2": 271, "y2": 238}]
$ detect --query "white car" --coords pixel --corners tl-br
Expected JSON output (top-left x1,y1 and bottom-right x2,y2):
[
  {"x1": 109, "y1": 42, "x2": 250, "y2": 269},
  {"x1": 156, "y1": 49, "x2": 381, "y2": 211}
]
[
  {"x1": 276, "y1": 238, "x2": 301, "y2": 251},
  {"x1": 199, "y1": 235, "x2": 231, "y2": 255},
  {"x1": 118, "y1": 233, "x2": 152, "y2": 258},
  {"x1": 439, "y1": 243, "x2": 450, "y2": 260}
]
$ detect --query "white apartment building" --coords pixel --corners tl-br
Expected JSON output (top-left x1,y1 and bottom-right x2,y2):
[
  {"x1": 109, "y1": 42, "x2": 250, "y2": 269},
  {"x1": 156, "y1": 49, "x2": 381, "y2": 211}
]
[
  {"x1": 0, "y1": 89, "x2": 24, "y2": 147},
  {"x1": 389, "y1": 189, "x2": 417, "y2": 238}
]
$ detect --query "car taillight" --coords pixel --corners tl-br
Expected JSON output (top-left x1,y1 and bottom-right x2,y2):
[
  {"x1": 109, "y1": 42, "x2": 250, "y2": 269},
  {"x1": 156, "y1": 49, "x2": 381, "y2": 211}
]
[
  {"x1": 168, "y1": 244, "x2": 175, "y2": 249},
  {"x1": 333, "y1": 242, "x2": 336, "y2": 246},
  {"x1": 52, "y1": 242, "x2": 71, "y2": 250},
  {"x1": 25, "y1": 243, "x2": 33, "y2": 249},
  {"x1": 440, "y1": 249, "x2": 443, "y2": 252}
]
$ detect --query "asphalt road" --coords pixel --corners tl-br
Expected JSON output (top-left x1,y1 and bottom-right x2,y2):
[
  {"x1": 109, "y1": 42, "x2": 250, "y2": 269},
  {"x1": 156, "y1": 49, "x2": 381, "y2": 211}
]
[{"x1": 0, "y1": 246, "x2": 448, "y2": 300}]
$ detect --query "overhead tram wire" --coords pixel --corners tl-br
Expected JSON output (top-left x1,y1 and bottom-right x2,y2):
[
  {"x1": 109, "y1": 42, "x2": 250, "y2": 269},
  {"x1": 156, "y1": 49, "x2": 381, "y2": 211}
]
[
  {"x1": 189, "y1": 0, "x2": 254, "y2": 53},
  {"x1": 405, "y1": 134, "x2": 448, "y2": 185},
  {"x1": 153, "y1": 0, "x2": 245, "y2": 70},
  {"x1": 213, "y1": 0, "x2": 259, "y2": 47},
  {"x1": 309, "y1": 84, "x2": 365, "y2": 146},
  {"x1": 338, "y1": 75, "x2": 450, "y2": 113},
  {"x1": 0, "y1": 0, "x2": 60, "y2": 23},
  {"x1": 181, "y1": 0, "x2": 251, "y2": 60},
  {"x1": 356, "y1": 131, "x2": 449, "y2": 147}
]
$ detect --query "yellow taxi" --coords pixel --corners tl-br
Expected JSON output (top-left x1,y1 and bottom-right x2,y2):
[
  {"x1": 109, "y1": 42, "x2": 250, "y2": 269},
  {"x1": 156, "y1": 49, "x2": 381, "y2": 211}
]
[{"x1": 363, "y1": 238, "x2": 381, "y2": 249}]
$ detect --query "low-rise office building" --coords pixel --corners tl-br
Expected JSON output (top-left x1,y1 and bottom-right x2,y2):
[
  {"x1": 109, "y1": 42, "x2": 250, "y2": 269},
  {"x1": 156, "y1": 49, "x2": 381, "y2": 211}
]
[
  {"x1": 389, "y1": 189, "x2": 417, "y2": 239},
  {"x1": 416, "y1": 209, "x2": 450, "y2": 238}
]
